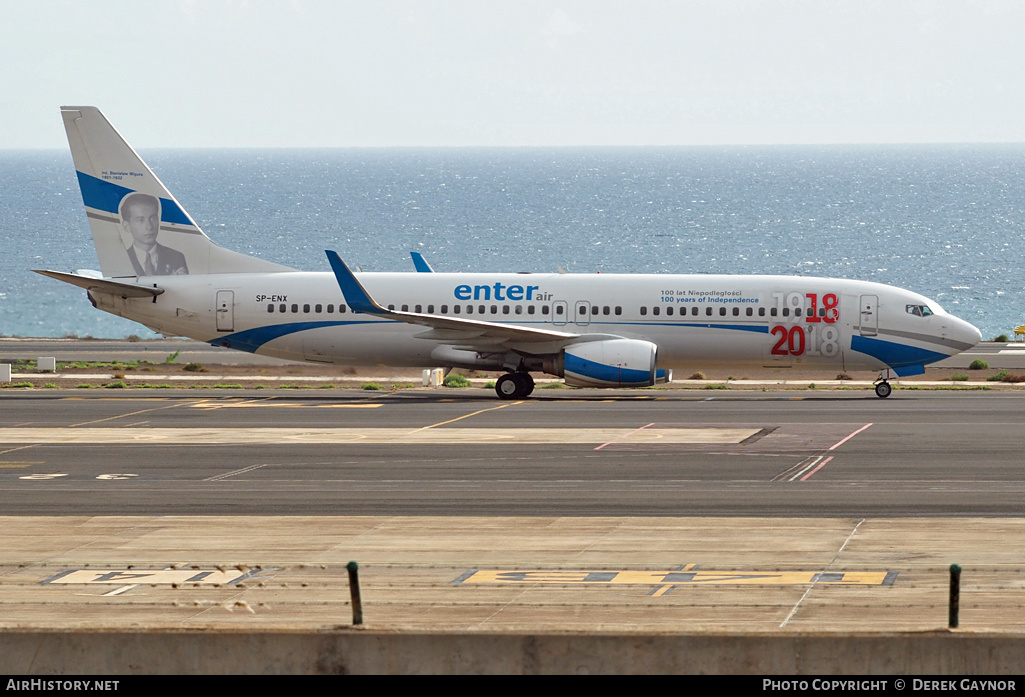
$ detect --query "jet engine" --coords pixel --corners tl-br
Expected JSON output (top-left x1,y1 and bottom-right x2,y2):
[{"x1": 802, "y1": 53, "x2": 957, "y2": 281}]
[{"x1": 543, "y1": 339, "x2": 671, "y2": 387}]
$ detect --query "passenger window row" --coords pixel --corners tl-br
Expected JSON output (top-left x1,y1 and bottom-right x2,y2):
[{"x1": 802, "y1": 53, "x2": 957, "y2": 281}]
[
  {"x1": 638, "y1": 305, "x2": 830, "y2": 318},
  {"x1": 266, "y1": 302, "x2": 630, "y2": 318},
  {"x1": 267, "y1": 303, "x2": 348, "y2": 314},
  {"x1": 266, "y1": 301, "x2": 829, "y2": 320},
  {"x1": 384, "y1": 304, "x2": 624, "y2": 317}
]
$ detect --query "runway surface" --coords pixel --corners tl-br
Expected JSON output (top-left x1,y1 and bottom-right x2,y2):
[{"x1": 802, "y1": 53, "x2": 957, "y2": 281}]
[
  {"x1": 1, "y1": 388, "x2": 1024, "y2": 516},
  {"x1": 3, "y1": 386, "x2": 1025, "y2": 634}
]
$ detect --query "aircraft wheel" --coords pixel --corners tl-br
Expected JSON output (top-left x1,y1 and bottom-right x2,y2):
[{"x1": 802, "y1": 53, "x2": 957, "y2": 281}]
[
  {"x1": 516, "y1": 372, "x2": 535, "y2": 397},
  {"x1": 874, "y1": 381, "x2": 892, "y2": 399},
  {"x1": 496, "y1": 373, "x2": 534, "y2": 399},
  {"x1": 496, "y1": 374, "x2": 521, "y2": 399}
]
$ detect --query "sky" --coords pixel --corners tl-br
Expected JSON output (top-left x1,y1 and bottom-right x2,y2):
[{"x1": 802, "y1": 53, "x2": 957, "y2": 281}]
[{"x1": 3, "y1": 0, "x2": 1025, "y2": 149}]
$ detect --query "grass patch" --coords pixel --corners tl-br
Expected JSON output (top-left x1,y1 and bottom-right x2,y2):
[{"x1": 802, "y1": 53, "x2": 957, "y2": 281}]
[
  {"x1": 104, "y1": 381, "x2": 127, "y2": 389},
  {"x1": 443, "y1": 374, "x2": 472, "y2": 388},
  {"x1": 988, "y1": 370, "x2": 1009, "y2": 382},
  {"x1": 53, "y1": 359, "x2": 150, "y2": 371},
  {"x1": 969, "y1": 359, "x2": 989, "y2": 370},
  {"x1": 950, "y1": 374, "x2": 970, "y2": 382},
  {"x1": 361, "y1": 382, "x2": 382, "y2": 390},
  {"x1": 537, "y1": 381, "x2": 566, "y2": 389},
  {"x1": 183, "y1": 362, "x2": 207, "y2": 372},
  {"x1": 212, "y1": 384, "x2": 244, "y2": 389},
  {"x1": 703, "y1": 384, "x2": 729, "y2": 390},
  {"x1": 483, "y1": 381, "x2": 495, "y2": 389}
]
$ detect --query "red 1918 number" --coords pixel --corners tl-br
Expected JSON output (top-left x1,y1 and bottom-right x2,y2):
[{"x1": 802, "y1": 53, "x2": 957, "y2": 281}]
[{"x1": 770, "y1": 292, "x2": 841, "y2": 356}]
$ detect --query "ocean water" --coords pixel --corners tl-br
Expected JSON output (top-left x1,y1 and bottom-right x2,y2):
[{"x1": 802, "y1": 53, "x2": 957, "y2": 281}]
[{"x1": 1, "y1": 145, "x2": 1023, "y2": 339}]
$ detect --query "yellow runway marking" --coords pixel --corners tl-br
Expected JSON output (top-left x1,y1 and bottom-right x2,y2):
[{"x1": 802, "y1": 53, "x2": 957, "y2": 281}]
[
  {"x1": 0, "y1": 426, "x2": 760, "y2": 446},
  {"x1": 0, "y1": 444, "x2": 42, "y2": 458},
  {"x1": 69, "y1": 401, "x2": 190, "y2": 427},
  {"x1": 409, "y1": 401, "x2": 522, "y2": 433},
  {"x1": 460, "y1": 570, "x2": 896, "y2": 586}
]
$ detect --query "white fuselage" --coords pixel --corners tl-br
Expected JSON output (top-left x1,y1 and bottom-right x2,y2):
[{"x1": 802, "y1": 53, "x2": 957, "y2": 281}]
[{"x1": 89, "y1": 270, "x2": 981, "y2": 374}]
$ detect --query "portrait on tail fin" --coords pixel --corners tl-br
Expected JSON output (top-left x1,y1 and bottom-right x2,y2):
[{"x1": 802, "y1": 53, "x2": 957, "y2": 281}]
[{"x1": 118, "y1": 192, "x2": 188, "y2": 276}]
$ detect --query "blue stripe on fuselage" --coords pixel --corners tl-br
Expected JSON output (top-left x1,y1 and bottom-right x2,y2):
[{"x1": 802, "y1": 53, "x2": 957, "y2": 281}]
[
  {"x1": 211, "y1": 319, "x2": 767, "y2": 354},
  {"x1": 601, "y1": 322, "x2": 768, "y2": 333},
  {"x1": 850, "y1": 335, "x2": 948, "y2": 368},
  {"x1": 209, "y1": 320, "x2": 381, "y2": 353}
]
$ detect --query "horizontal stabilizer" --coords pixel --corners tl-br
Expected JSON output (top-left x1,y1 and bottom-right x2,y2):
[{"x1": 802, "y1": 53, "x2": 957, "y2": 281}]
[{"x1": 33, "y1": 270, "x2": 163, "y2": 298}]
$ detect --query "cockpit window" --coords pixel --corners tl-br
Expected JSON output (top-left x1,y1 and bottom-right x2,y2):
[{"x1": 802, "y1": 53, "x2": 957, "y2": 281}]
[{"x1": 906, "y1": 304, "x2": 934, "y2": 317}]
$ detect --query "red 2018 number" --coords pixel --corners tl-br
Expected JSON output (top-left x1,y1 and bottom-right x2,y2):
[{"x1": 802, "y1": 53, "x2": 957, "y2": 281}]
[{"x1": 771, "y1": 325, "x2": 806, "y2": 356}]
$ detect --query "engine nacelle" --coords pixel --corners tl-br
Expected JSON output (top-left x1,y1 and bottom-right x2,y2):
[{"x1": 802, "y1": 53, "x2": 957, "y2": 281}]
[{"x1": 543, "y1": 339, "x2": 670, "y2": 388}]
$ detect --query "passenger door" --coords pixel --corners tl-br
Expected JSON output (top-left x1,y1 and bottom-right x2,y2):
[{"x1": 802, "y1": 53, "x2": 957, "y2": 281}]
[
  {"x1": 859, "y1": 295, "x2": 878, "y2": 337},
  {"x1": 216, "y1": 290, "x2": 234, "y2": 332}
]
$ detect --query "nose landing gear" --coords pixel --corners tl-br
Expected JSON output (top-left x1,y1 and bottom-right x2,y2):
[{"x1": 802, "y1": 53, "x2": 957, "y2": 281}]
[
  {"x1": 496, "y1": 372, "x2": 535, "y2": 399},
  {"x1": 873, "y1": 380, "x2": 892, "y2": 398}
]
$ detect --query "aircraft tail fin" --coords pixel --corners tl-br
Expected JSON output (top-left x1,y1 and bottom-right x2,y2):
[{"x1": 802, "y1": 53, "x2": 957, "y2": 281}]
[
  {"x1": 410, "y1": 251, "x2": 434, "y2": 272},
  {"x1": 60, "y1": 106, "x2": 291, "y2": 278}
]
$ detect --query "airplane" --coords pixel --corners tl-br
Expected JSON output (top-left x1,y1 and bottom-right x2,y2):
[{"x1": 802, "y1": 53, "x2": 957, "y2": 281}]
[{"x1": 37, "y1": 106, "x2": 983, "y2": 400}]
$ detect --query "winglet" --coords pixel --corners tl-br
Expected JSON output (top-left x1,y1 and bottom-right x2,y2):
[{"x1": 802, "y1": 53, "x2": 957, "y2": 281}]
[
  {"x1": 325, "y1": 251, "x2": 385, "y2": 315},
  {"x1": 410, "y1": 251, "x2": 434, "y2": 273}
]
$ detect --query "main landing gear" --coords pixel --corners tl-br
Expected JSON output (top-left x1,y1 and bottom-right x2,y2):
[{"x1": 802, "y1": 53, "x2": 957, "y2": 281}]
[
  {"x1": 496, "y1": 372, "x2": 535, "y2": 399},
  {"x1": 873, "y1": 380, "x2": 892, "y2": 399}
]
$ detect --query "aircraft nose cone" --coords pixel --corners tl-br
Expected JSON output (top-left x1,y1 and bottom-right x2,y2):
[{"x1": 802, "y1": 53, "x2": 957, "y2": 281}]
[{"x1": 956, "y1": 317, "x2": 983, "y2": 348}]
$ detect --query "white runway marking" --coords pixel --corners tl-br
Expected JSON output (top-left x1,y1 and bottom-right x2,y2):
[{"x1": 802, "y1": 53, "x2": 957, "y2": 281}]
[
  {"x1": 46, "y1": 569, "x2": 254, "y2": 585},
  {"x1": 0, "y1": 427, "x2": 761, "y2": 446}
]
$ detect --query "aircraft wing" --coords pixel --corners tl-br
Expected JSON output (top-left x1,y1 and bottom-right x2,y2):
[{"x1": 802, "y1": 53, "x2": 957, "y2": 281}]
[
  {"x1": 33, "y1": 270, "x2": 164, "y2": 298},
  {"x1": 326, "y1": 251, "x2": 593, "y2": 348}
]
